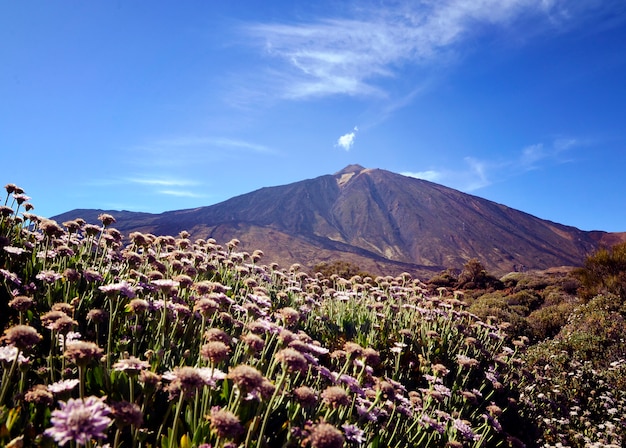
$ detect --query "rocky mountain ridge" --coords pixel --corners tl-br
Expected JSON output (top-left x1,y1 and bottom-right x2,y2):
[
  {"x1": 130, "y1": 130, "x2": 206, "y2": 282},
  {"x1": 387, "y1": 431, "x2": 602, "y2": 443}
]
[{"x1": 53, "y1": 164, "x2": 625, "y2": 277}]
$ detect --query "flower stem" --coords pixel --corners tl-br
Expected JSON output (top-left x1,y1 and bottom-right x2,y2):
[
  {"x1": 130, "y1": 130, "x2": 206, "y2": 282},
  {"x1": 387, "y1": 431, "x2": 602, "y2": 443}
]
[
  {"x1": 255, "y1": 369, "x2": 288, "y2": 448},
  {"x1": 79, "y1": 365, "x2": 85, "y2": 399},
  {"x1": 169, "y1": 393, "x2": 186, "y2": 448},
  {"x1": 0, "y1": 350, "x2": 20, "y2": 404}
]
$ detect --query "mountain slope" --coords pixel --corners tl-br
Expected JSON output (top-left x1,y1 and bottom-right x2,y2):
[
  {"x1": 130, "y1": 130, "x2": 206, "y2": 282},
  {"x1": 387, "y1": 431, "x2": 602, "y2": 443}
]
[{"x1": 53, "y1": 165, "x2": 621, "y2": 276}]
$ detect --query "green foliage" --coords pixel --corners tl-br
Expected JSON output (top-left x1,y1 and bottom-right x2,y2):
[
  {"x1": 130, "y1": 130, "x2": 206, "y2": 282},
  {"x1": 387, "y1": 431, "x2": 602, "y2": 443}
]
[
  {"x1": 526, "y1": 301, "x2": 577, "y2": 341},
  {"x1": 313, "y1": 260, "x2": 373, "y2": 280},
  {"x1": 500, "y1": 272, "x2": 523, "y2": 289},
  {"x1": 507, "y1": 290, "x2": 542, "y2": 313},
  {"x1": 573, "y1": 241, "x2": 626, "y2": 300},
  {"x1": 522, "y1": 294, "x2": 626, "y2": 446},
  {"x1": 467, "y1": 292, "x2": 532, "y2": 340},
  {"x1": 427, "y1": 269, "x2": 458, "y2": 288},
  {"x1": 456, "y1": 258, "x2": 503, "y2": 290}
]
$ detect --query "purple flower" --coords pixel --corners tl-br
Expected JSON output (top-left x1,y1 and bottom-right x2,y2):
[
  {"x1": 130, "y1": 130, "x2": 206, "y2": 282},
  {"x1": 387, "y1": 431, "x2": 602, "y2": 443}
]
[
  {"x1": 3, "y1": 246, "x2": 28, "y2": 256},
  {"x1": 0, "y1": 345, "x2": 29, "y2": 364},
  {"x1": 485, "y1": 366, "x2": 500, "y2": 384},
  {"x1": 342, "y1": 423, "x2": 366, "y2": 444},
  {"x1": 44, "y1": 396, "x2": 112, "y2": 445},
  {"x1": 355, "y1": 398, "x2": 386, "y2": 422},
  {"x1": 0, "y1": 269, "x2": 22, "y2": 286},
  {"x1": 453, "y1": 418, "x2": 480, "y2": 441},
  {"x1": 163, "y1": 366, "x2": 226, "y2": 398},
  {"x1": 433, "y1": 383, "x2": 452, "y2": 397},
  {"x1": 58, "y1": 332, "x2": 81, "y2": 351},
  {"x1": 99, "y1": 281, "x2": 136, "y2": 298},
  {"x1": 484, "y1": 413, "x2": 503, "y2": 432},
  {"x1": 338, "y1": 374, "x2": 365, "y2": 397},
  {"x1": 420, "y1": 414, "x2": 445, "y2": 434},
  {"x1": 12, "y1": 193, "x2": 31, "y2": 204},
  {"x1": 317, "y1": 365, "x2": 335, "y2": 383},
  {"x1": 151, "y1": 278, "x2": 179, "y2": 292},
  {"x1": 36, "y1": 270, "x2": 63, "y2": 283},
  {"x1": 112, "y1": 356, "x2": 150, "y2": 374},
  {"x1": 48, "y1": 379, "x2": 80, "y2": 394},
  {"x1": 83, "y1": 269, "x2": 104, "y2": 283}
]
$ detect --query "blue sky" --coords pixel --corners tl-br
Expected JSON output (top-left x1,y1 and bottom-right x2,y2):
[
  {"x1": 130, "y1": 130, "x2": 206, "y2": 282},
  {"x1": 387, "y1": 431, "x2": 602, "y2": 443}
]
[{"x1": 2, "y1": 1, "x2": 626, "y2": 231}]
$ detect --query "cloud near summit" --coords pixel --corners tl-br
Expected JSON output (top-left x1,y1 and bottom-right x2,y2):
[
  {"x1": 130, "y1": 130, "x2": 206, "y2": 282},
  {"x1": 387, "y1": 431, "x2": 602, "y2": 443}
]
[{"x1": 336, "y1": 127, "x2": 358, "y2": 151}]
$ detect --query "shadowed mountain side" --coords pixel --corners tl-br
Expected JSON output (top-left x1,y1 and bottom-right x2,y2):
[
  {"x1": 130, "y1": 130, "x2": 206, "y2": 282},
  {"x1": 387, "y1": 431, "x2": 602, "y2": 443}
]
[{"x1": 53, "y1": 165, "x2": 625, "y2": 276}]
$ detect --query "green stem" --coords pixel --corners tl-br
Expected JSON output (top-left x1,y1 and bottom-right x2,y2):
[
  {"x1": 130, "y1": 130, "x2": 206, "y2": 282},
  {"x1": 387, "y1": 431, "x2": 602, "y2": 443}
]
[
  {"x1": 113, "y1": 427, "x2": 122, "y2": 448},
  {"x1": 79, "y1": 365, "x2": 85, "y2": 399},
  {"x1": 0, "y1": 350, "x2": 20, "y2": 404},
  {"x1": 169, "y1": 393, "x2": 186, "y2": 448},
  {"x1": 255, "y1": 369, "x2": 288, "y2": 448},
  {"x1": 107, "y1": 298, "x2": 115, "y2": 372},
  {"x1": 130, "y1": 378, "x2": 135, "y2": 404},
  {"x1": 156, "y1": 401, "x2": 175, "y2": 445}
]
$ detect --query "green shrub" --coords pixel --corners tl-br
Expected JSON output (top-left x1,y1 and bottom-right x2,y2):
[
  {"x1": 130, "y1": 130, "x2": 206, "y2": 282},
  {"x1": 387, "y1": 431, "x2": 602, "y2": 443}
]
[
  {"x1": 573, "y1": 242, "x2": 626, "y2": 300},
  {"x1": 467, "y1": 292, "x2": 532, "y2": 340},
  {"x1": 526, "y1": 301, "x2": 577, "y2": 341}
]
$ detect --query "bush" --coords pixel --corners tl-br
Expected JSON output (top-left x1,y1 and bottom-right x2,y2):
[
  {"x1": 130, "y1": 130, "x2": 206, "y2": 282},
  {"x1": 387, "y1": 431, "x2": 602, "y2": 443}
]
[
  {"x1": 526, "y1": 301, "x2": 577, "y2": 341},
  {"x1": 573, "y1": 242, "x2": 626, "y2": 300},
  {"x1": 468, "y1": 292, "x2": 532, "y2": 340},
  {"x1": 313, "y1": 260, "x2": 372, "y2": 280},
  {"x1": 456, "y1": 258, "x2": 503, "y2": 290},
  {"x1": 522, "y1": 294, "x2": 626, "y2": 446},
  {"x1": 427, "y1": 269, "x2": 457, "y2": 288}
]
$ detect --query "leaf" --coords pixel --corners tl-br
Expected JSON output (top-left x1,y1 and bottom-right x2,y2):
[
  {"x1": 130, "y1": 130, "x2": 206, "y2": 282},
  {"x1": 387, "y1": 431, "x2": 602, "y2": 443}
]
[
  {"x1": 368, "y1": 433, "x2": 380, "y2": 448},
  {"x1": 180, "y1": 433, "x2": 191, "y2": 448},
  {"x1": 5, "y1": 408, "x2": 20, "y2": 432}
]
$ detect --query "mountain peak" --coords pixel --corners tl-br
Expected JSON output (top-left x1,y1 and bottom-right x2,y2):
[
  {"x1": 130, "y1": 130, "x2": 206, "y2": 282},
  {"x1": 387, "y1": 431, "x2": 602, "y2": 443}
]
[
  {"x1": 335, "y1": 164, "x2": 366, "y2": 175},
  {"x1": 334, "y1": 164, "x2": 367, "y2": 187}
]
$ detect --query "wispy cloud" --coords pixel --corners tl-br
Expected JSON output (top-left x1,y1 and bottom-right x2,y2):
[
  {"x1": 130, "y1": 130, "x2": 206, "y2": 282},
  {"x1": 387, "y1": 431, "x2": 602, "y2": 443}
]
[
  {"x1": 121, "y1": 177, "x2": 207, "y2": 200},
  {"x1": 242, "y1": 0, "x2": 581, "y2": 100},
  {"x1": 126, "y1": 135, "x2": 278, "y2": 171},
  {"x1": 154, "y1": 136, "x2": 274, "y2": 154},
  {"x1": 336, "y1": 126, "x2": 359, "y2": 151},
  {"x1": 403, "y1": 136, "x2": 582, "y2": 191},
  {"x1": 401, "y1": 169, "x2": 443, "y2": 183},
  {"x1": 520, "y1": 143, "x2": 547, "y2": 169},
  {"x1": 463, "y1": 157, "x2": 491, "y2": 191},
  {"x1": 402, "y1": 156, "x2": 492, "y2": 192},
  {"x1": 126, "y1": 177, "x2": 200, "y2": 187},
  {"x1": 157, "y1": 189, "x2": 207, "y2": 198}
]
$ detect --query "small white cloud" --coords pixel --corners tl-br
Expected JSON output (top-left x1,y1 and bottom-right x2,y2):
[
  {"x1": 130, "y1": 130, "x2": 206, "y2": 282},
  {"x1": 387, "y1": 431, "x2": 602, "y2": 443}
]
[{"x1": 336, "y1": 126, "x2": 358, "y2": 151}]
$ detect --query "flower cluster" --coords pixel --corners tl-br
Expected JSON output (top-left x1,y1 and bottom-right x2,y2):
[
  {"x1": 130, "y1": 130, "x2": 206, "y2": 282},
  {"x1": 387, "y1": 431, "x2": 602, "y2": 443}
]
[{"x1": 1, "y1": 185, "x2": 619, "y2": 447}]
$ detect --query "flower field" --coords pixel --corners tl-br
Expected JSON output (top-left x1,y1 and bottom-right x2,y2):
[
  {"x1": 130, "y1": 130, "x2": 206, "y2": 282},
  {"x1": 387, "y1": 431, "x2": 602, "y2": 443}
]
[{"x1": 0, "y1": 184, "x2": 624, "y2": 447}]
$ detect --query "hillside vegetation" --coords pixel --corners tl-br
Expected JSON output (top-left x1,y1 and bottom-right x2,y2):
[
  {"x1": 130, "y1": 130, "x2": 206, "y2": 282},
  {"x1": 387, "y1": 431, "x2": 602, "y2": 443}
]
[{"x1": 1, "y1": 184, "x2": 625, "y2": 447}]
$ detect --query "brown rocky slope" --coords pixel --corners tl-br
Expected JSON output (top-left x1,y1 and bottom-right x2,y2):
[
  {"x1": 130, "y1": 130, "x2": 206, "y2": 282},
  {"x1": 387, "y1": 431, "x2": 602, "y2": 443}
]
[{"x1": 53, "y1": 164, "x2": 626, "y2": 277}]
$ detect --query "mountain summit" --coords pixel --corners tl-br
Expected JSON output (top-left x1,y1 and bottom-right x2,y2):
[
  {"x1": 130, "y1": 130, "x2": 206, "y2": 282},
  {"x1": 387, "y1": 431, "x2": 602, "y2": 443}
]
[{"x1": 54, "y1": 165, "x2": 620, "y2": 276}]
